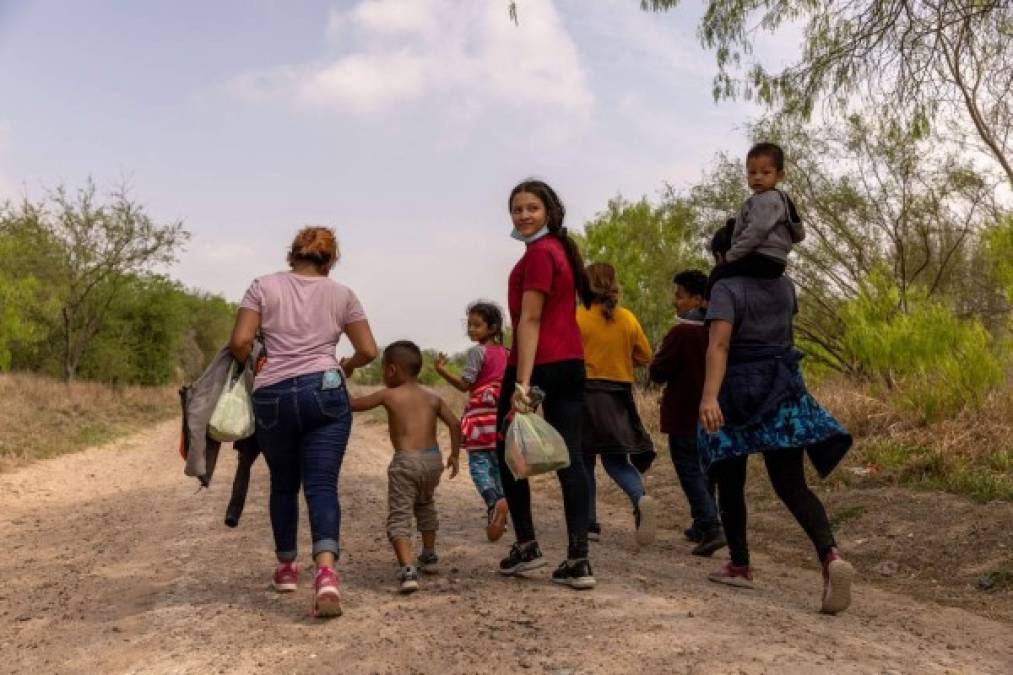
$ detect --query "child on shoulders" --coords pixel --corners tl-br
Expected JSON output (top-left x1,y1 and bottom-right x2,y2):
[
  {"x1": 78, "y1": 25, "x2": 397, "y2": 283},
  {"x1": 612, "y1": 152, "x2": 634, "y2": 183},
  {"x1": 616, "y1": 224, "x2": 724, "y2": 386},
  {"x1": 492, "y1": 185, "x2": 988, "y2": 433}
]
[
  {"x1": 351, "y1": 341, "x2": 461, "y2": 594},
  {"x1": 708, "y1": 142, "x2": 805, "y2": 295},
  {"x1": 434, "y1": 301, "x2": 510, "y2": 541}
]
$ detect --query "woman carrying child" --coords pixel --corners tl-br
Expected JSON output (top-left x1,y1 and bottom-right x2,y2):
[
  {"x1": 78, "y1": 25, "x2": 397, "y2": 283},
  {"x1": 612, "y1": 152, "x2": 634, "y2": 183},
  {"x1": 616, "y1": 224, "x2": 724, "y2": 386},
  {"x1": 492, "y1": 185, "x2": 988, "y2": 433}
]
[
  {"x1": 699, "y1": 218, "x2": 855, "y2": 614},
  {"x1": 228, "y1": 226, "x2": 378, "y2": 618},
  {"x1": 434, "y1": 302, "x2": 510, "y2": 541},
  {"x1": 495, "y1": 179, "x2": 596, "y2": 590},
  {"x1": 576, "y1": 262, "x2": 656, "y2": 546}
]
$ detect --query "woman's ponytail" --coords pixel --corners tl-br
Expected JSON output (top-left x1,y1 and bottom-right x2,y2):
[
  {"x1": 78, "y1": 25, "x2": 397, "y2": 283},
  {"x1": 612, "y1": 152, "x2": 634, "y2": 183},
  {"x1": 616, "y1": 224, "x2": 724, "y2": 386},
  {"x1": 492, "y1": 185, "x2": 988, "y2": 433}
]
[
  {"x1": 509, "y1": 179, "x2": 593, "y2": 308},
  {"x1": 585, "y1": 262, "x2": 619, "y2": 321}
]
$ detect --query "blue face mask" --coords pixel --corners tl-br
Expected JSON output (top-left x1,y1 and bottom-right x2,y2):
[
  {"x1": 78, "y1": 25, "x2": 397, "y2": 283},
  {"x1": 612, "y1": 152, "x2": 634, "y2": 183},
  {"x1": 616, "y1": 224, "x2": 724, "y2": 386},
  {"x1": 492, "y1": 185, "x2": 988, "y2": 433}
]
[{"x1": 510, "y1": 225, "x2": 551, "y2": 243}]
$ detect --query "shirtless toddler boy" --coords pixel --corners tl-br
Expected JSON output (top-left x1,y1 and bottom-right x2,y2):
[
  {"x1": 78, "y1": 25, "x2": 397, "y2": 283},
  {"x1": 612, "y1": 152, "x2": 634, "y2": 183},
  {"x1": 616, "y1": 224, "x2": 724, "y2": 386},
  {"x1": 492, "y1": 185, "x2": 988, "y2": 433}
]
[{"x1": 350, "y1": 341, "x2": 461, "y2": 594}]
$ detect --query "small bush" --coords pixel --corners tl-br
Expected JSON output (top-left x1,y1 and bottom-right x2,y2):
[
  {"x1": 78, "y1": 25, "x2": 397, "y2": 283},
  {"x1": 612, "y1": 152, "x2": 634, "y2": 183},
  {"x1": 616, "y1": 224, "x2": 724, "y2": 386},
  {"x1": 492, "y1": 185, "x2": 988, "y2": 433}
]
[{"x1": 839, "y1": 269, "x2": 1005, "y2": 421}]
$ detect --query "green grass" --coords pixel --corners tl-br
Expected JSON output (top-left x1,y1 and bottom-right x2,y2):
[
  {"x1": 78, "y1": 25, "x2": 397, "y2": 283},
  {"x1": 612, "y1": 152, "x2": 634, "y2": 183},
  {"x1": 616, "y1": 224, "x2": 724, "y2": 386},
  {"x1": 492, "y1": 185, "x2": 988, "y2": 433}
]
[{"x1": 859, "y1": 441, "x2": 1013, "y2": 502}]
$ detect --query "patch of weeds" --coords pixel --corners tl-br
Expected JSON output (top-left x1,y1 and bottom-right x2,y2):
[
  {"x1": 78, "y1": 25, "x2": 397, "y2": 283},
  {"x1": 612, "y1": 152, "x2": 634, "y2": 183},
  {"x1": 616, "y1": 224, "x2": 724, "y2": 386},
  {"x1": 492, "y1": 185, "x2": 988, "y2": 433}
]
[
  {"x1": 981, "y1": 560, "x2": 1013, "y2": 592},
  {"x1": 829, "y1": 504, "x2": 866, "y2": 528}
]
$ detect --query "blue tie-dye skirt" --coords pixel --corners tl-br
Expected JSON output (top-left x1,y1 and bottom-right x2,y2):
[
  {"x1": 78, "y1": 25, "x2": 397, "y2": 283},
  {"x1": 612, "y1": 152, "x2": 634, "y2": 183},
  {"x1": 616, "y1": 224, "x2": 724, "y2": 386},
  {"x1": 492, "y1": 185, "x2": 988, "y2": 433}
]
[{"x1": 698, "y1": 391, "x2": 852, "y2": 477}]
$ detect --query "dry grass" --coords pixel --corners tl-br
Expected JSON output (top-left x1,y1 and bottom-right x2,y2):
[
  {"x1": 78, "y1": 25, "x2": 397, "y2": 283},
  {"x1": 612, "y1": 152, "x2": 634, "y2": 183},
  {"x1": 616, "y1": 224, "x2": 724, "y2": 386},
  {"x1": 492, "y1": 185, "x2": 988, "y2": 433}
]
[
  {"x1": 637, "y1": 378, "x2": 1013, "y2": 502},
  {"x1": 0, "y1": 373, "x2": 178, "y2": 471}
]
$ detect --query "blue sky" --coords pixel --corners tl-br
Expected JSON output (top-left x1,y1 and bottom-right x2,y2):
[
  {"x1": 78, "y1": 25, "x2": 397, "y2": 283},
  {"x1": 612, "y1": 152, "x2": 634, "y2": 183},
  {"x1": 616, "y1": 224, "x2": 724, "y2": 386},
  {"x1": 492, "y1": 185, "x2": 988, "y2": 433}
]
[{"x1": 0, "y1": 0, "x2": 784, "y2": 353}]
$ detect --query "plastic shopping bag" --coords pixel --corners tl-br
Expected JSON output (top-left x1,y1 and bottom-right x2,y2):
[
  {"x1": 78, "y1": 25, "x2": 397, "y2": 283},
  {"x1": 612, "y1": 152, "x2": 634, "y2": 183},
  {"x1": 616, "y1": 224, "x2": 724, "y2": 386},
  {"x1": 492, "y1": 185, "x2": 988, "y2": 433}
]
[
  {"x1": 504, "y1": 411, "x2": 571, "y2": 480},
  {"x1": 208, "y1": 361, "x2": 255, "y2": 442}
]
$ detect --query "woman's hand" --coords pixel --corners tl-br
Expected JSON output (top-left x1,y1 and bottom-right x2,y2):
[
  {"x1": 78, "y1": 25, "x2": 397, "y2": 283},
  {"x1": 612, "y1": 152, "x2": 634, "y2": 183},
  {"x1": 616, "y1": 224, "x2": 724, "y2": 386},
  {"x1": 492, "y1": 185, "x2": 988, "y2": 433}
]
[
  {"x1": 699, "y1": 396, "x2": 724, "y2": 433},
  {"x1": 338, "y1": 357, "x2": 355, "y2": 379},
  {"x1": 511, "y1": 383, "x2": 534, "y2": 414}
]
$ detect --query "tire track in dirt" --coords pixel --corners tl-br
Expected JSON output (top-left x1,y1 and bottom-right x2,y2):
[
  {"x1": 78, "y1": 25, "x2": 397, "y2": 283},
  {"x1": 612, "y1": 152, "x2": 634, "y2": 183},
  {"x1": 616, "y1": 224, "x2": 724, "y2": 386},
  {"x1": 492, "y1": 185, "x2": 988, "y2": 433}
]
[{"x1": 1, "y1": 420, "x2": 1010, "y2": 674}]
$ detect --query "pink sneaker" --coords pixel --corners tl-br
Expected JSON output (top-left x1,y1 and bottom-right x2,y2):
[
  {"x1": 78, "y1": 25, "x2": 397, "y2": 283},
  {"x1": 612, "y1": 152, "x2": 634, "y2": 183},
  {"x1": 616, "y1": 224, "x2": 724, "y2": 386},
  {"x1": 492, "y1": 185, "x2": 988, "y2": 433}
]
[
  {"x1": 313, "y1": 566, "x2": 342, "y2": 618},
  {"x1": 821, "y1": 549, "x2": 854, "y2": 615},
  {"x1": 272, "y1": 561, "x2": 299, "y2": 592},
  {"x1": 708, "y1": 561, "x2": 754, "y2": 589}
]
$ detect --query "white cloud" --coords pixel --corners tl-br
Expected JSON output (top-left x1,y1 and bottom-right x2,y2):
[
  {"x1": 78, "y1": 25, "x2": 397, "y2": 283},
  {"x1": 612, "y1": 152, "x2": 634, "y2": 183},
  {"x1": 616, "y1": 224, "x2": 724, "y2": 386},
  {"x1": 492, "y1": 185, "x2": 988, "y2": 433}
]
[{"x1": 233, "y1": 0, "x2": 592, "y2": 120}]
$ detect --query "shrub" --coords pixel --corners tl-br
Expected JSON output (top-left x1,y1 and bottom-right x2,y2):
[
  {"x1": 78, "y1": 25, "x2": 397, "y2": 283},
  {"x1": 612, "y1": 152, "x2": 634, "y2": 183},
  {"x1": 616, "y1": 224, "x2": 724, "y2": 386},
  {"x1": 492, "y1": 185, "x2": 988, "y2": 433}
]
[{"x1": 839, "y1": 269, "x2": 1005, "y2": 421}]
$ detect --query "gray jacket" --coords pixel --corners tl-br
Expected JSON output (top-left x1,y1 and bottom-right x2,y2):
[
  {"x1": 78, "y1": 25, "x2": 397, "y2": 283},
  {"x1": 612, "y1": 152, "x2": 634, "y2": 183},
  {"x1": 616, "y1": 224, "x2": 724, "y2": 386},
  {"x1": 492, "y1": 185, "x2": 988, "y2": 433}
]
[
  {"x1": 180, "y1": 340, "x2": 262, "y2": 487},
  {"x1": 727, "y1": 189, "x2": 805, "y2": 263}
]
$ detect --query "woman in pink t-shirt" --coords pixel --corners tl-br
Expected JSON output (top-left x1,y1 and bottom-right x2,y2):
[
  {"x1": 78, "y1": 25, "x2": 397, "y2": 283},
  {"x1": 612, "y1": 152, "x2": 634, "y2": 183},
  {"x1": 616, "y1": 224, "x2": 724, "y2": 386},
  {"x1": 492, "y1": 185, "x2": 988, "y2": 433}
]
[{"x1": 229, "y1": 226, "x2": 378, "y2": 618}]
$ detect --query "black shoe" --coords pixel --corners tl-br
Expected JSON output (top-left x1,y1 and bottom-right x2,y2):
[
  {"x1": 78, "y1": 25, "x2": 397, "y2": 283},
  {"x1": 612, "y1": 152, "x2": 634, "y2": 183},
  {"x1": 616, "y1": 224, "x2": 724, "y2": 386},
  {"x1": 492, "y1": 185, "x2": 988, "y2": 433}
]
[
  {"x1": 498, "y1": 541, "x2": 546, "y2": 576},
  {"x1": 684, "y1": 526, "x2": 704, "y2": 543},
  {"x1": 551, "y1": 559, "x2": 596, "y2": 590},
  {"x1": 587, "y1": 523, "x2": 602, "y2": 542},
  {"x1": 691, "y1": 528, "x2": 728, "y2": 557}
]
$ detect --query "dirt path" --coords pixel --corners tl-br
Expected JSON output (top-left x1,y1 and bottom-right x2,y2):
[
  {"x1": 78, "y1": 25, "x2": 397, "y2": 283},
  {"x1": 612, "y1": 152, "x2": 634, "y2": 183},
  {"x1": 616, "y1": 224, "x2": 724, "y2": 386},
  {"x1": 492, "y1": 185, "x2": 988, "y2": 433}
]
[{"x1": 2, "y1": 420, "x2": 1011, "y2": 674}]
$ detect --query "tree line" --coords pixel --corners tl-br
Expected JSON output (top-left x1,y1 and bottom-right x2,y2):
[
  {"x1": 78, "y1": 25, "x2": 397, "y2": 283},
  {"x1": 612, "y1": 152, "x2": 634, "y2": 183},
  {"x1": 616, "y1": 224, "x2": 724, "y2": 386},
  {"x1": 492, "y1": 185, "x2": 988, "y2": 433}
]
[{"x1": 0, "y1": 181, "x2": 234, "y2": 385}]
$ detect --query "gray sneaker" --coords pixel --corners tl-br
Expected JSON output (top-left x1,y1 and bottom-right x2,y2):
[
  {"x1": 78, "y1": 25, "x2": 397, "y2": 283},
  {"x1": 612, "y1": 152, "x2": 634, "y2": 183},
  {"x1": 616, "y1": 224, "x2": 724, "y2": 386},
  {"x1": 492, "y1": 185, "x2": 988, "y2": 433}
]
[
  {"x1": 398, "y1": 565, "x2": 420, "y2": 594},
  {"x1": 635, "y1": 495, "x2": 656, "y2": 546},
  {"x1": 416, "y1": 550, "x2": 439, "y2": 574}
]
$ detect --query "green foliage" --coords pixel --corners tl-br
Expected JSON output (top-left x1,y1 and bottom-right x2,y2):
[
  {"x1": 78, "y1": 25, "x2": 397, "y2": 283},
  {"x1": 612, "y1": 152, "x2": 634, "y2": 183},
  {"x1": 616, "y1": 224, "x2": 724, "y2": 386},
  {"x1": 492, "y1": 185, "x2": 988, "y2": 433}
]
[
  {"x1": 0, "y1": 185, "x2": 233, "y2": 386},
  {"x1": 839, "y1": 269, "x2": 1004, "y2": 421},
  {"x1": 640, "y1": 1, "x2": 1013, "y2": 185},
  {"x1": 579, "y1": 194, "x2": 707, "y2": 346},
  {"x1": 985, "y1": 215, "x2": 1013, "y2": 300}
]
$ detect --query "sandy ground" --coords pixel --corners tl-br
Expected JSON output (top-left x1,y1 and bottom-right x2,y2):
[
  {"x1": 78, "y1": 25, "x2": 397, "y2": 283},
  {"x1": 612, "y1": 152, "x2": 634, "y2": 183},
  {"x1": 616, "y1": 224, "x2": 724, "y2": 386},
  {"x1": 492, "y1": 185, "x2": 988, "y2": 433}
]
[{"x1": 1, "y1": 420, "x2": 1011, "y2": 674}]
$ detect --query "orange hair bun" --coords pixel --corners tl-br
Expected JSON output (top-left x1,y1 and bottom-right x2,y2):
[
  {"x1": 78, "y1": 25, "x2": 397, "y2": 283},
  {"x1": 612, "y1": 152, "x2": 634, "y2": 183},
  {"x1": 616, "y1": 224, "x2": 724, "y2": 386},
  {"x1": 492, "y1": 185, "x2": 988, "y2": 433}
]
[{"x1": 289, "y1": 226, "x2": 339, "y2": 269}]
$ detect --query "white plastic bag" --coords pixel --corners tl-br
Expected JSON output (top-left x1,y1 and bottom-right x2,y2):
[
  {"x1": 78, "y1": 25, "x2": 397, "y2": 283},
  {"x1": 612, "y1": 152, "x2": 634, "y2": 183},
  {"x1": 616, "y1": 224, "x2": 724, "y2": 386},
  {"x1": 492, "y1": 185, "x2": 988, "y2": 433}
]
[
  {"x1": 504, "y1": 412, "x2": 570, "y2": 479},
  {"x1": 208, "y1": 361, "x2": 255, "y2": 442}
]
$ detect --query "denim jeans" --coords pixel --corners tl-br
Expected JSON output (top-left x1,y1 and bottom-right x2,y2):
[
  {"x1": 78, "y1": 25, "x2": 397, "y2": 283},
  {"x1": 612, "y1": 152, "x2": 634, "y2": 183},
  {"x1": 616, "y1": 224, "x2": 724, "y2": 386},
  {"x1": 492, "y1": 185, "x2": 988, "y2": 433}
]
[
  {"x1": 668, "y1": 434, "x2": 720, "y2": 532},
  {"x1": 584, "y1": 454, "x2": 645, "y2": 524},
  {"x1": 496, "y1": 360, "x2": 590, "y2": 560},
  {"x1": 467, "y1": 449, "x2": 505, "y2": 510},
  {"x1": 252, "y1": 371, "x2": 352, "y2": 561}
]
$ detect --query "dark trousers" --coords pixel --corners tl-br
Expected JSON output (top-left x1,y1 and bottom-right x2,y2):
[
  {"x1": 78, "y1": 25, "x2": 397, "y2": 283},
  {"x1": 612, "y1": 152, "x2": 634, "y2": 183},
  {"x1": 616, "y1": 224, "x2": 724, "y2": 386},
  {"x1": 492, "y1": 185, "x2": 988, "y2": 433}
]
[
  {"x1": 252, "y1": 371, "x2": 352, "y2": 561},
  {"x1": 710, "y1": 448, "x2": 836, "y2": 567},
  {"x1": 706, "y1": 253, "x2": 785, "y2": 298},
  {"x1": 668, "y1": 434, "x2": 720, "y2": 532},
  {"x1": 496, "y1": 360, "x2": 590, "y2": 560}
]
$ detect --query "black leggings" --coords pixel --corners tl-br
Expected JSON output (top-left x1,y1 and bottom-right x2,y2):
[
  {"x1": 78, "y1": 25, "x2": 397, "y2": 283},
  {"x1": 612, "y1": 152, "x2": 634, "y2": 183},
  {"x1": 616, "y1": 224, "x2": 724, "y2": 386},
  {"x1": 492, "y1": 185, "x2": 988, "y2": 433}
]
[
  {"x1": 711, "y1": 448, "x2": 835, "y2": 566},
  {"x1": 496, "y1": 360, "x2": 590, "y2": 560}
]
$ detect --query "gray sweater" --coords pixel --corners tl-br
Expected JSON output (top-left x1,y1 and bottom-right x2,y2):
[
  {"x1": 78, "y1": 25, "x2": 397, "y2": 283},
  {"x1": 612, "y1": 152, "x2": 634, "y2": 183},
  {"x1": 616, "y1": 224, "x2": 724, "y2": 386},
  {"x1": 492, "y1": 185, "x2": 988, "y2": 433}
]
[{"x1": 727, "y1": 189, "x2": 805, "y2": 263}]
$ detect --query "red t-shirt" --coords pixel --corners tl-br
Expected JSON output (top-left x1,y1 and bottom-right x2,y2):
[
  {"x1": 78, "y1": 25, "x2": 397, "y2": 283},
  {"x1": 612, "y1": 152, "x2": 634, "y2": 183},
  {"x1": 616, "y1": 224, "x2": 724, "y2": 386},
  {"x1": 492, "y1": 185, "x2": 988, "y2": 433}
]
[{"x1": 507, "y1": 235, "x2": 584, "y2": 367}]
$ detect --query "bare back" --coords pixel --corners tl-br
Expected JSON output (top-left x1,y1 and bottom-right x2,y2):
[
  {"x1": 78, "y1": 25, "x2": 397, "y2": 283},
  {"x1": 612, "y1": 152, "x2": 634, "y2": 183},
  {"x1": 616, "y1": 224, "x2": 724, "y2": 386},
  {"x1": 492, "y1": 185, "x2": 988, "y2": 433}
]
[{"x1": 382, "y1": 382, "x2": 443, "y2": 452}]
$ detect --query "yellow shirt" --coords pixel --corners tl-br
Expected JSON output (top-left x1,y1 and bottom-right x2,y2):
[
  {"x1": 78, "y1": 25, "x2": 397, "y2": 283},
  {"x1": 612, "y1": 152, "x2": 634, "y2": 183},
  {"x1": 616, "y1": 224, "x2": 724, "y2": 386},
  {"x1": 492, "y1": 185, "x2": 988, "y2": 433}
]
[{"x1": 576, "y1": 304, "x2": 652, "y2": 383}]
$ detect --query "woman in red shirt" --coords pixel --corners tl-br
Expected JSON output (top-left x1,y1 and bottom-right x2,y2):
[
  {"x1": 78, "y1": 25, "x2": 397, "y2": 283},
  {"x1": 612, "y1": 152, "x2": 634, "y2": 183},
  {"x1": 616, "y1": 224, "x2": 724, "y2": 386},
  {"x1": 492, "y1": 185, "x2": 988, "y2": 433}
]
[{"x1": 495, "y1": 179, "x2": 596, "y2": 590}]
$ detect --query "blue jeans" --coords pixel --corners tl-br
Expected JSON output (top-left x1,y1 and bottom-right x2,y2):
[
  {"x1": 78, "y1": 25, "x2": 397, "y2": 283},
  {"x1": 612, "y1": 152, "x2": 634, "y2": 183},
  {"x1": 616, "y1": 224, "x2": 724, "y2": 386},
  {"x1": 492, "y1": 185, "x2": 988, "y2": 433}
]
[
  {"x1": 585, "y1": 454, "x2": 646, "y2": 524},
  {"x1": 467, "y1": 449, "x2": 504, "y2": 510},
  {"x1": 669, "y1": 433, "x2": 720, "y2": 532},
  {"x1": 252, "y1": 371, "x2": 352, "y2": 561}
]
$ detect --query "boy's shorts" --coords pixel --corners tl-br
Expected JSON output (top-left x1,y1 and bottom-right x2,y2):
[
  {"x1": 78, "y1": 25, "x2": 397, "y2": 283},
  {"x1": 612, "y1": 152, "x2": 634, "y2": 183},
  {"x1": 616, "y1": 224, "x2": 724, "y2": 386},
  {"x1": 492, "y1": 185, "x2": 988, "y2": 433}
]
[{"x1": 386, "y1": 448, "x2": 444, "y2": 541}]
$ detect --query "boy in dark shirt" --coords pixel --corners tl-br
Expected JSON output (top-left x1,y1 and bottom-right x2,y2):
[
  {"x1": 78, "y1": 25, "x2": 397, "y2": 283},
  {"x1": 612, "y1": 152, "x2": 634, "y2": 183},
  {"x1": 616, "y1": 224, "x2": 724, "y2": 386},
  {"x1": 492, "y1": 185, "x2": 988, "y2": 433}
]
[{"x1": 650, "y1": 270, "x2": 726, "y2": 556}]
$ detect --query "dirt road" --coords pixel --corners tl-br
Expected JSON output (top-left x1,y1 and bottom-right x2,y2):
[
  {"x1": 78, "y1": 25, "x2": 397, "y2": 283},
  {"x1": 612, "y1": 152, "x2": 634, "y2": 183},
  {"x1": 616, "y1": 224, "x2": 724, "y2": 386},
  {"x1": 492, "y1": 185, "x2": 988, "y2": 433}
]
[{"x1": 2, "y1": 420, "x2": 1011, "y2": 674}]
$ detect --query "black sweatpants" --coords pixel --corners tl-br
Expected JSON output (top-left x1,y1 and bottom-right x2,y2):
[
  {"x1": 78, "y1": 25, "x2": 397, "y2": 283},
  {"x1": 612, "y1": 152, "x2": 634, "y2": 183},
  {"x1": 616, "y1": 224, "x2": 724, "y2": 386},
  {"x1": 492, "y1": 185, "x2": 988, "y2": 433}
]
[
  {"x1": 710, "y1": 448, "x2": 836, "y2": 566},
  {"x1": 496, "y1": 360, "x2": 590, "y2": 560}
]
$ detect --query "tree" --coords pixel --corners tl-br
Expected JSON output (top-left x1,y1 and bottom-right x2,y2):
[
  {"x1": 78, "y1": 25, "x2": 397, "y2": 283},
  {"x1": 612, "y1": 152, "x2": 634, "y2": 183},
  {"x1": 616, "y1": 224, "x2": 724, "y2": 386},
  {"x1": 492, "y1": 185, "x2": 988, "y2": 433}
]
[
  {"x1": 689, "y1": 115, "x2": 1004, "y2": 373},
  {"x1": 641, "y1": 1, "x2": 1013, "y2": 185},
  {"x1": 0, "y1": 205, "x2": 65, "y2": 370},
  {"x1": 47, "y1": 181, "x2": 189, "y2": 382},
  {"x1": 579, "y1": 195, "x2": 707, "y2": 347}
]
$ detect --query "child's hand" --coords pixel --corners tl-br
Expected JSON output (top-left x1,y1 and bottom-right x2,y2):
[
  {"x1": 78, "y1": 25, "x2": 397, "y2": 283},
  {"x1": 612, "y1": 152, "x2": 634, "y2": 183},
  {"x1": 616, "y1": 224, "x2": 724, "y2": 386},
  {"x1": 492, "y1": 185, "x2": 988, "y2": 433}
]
[
  {"x1": 446, "y1": 452, "x2": 460, "y2": 479},
  {"x1": 434, "y1": 352, "x2": 449, "y2": 372}
]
